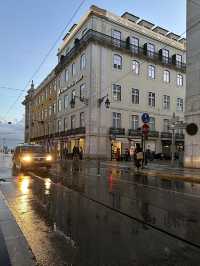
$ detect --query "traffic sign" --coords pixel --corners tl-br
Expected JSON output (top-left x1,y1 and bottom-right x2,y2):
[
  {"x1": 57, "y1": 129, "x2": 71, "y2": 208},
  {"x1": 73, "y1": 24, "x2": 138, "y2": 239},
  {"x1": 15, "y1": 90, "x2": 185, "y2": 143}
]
[
  {"x1": 141, "y1": 113, "x2": 150, "y2": 123},
  {"x1": 142, "y1": 123, "x2": 149, "y2": 135}
]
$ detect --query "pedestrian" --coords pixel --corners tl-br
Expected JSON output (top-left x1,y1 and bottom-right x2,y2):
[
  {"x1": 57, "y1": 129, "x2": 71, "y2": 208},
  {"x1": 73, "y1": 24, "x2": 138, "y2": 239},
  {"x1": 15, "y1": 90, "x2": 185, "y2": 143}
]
[
  {"x1": 116, "y1": 148, "x2": 121, "y2": 161},
  {"x1": 79, "y1": 147, "x2": 83, "y2": 160},
  {"x1": 125, "y1": 148, "x2": 130, "y2": 161},
  {"x1": 134, "y1": 143, "x2": 143, "y2": 170},
  {"x1": 72, "y1": 146, "x2": 80, "y2": 160}
]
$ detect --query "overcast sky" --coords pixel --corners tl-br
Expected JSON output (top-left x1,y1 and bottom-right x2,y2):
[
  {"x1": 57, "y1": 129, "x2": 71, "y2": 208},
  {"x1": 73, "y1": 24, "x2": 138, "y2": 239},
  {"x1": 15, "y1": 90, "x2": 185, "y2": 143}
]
[{"x1": 0, "y1": 0, "x2": 186, "y2": 123}]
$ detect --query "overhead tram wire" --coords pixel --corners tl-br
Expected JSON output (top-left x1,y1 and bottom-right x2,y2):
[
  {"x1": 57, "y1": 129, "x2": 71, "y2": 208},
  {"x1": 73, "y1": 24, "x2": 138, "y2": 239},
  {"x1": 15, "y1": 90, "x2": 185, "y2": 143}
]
[
  {"x1": 0, "y1": 86, "x2": 24, "y2": 92},
  {"x1": 3, "y1": 0, "x2": 87, "y2": 119}
]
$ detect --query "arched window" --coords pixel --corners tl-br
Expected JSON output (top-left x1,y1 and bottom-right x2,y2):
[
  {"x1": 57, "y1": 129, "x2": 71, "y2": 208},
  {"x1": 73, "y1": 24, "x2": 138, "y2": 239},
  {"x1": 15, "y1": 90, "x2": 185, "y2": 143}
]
[
  {"x1": 113, "y1": 54, "x2": 122, "y2": 69},
  {"x1": 148, "y1": 65, "x2": 155, "y2": 79},
  {"x1": 163, "y1": 70, "x2": 170, "y2": 83},
  {"x1": 132, "y1": 60, "x2": 140, "y2": 74},
  {"x1": 177, "y1": 74, "x2": 183, "y2": 86}
]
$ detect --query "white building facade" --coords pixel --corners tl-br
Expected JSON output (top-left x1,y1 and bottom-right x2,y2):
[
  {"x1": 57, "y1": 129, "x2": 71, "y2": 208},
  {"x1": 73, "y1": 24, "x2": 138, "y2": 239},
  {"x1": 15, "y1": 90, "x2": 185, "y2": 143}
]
[
  {"x1": 25, "y1": 6, "x2": 186, "y2": 159},
  {"x1": 184, "y1": 0, "x2": 200, "y2": 167}
]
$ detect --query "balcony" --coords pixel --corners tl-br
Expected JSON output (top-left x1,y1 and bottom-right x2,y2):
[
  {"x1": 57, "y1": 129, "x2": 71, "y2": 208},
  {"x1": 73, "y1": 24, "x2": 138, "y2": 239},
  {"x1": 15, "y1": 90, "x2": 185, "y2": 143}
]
[
  {"x1": 148, "y1": 131, "x2": 159, "y2": 138},
  {"x1": 128, "y1": 129, "x2": 141, "y2": 137},
  {"x1": 175, "y1": 133, "x2": 185, "y2": 140},
  {"x1": 161, "y1": 132, "x2": 172, "y2": 139},
  {"x1": 109, "y1": 128, "x2": 125, "y2": 135},
  {"x1": 55, "y1": 29, "x2": 186, "y2": 74}
]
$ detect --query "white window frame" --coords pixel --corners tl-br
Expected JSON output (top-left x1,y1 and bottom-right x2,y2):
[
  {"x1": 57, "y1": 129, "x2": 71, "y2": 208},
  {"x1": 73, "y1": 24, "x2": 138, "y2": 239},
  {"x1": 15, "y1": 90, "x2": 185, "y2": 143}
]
[
  {"x1": 112, "y1": 29, "x2": 121, "y2": 47},
  {"x1": 113, "y1": 54, "x2": 122, "y2": 70},
  {"x1": 131, "y1": 115, "x2": 139, "y2": 130},
  {"x1": 65, "y1": 69, "x2": 69, "y2": 82},
  {"x1": 147, "y1": 43, "x2": 155, "y2": 57},
  {"x1": 130, "y1": 37, "x2": 139, "y2": 54},
  {"x1": 163, "y1": 70, "x2": 170, "y2": 83},
  {"x1": 148, "y1": 65, "x2": 155, "y2": 79},
  {"x1": 57, "y1": 99, "x2": 62, "y2": 112},
  {"x1": 177, "y1": 74, "x2": 183, "y2": 86},
  {"x1": 112, "y1": 84, "x2": 121, "y2": 101},
  {"x1": 71, "y1": 115, "x2": 76, "y2": 129},
  {"x1": 149, "y1": 117, "x2": 155, "y2": 131},
  {"x1": 148, "y1": 92, "x2": 155, "y2": 107},
  {"x1": 132, "y1": 89, "x2": 139, "y2": 104},
  {"x1": 163, "y1": 95, "x2": 170, "y2": 110},
  {"x1": 132, "y1": 60, "x2": 140, "y2": 74},
  {"x1": 112, "y1": 112, "x2": 121, "y2": 128},
  {"x1": 163, "y1": 119, "x2": 169, "y2": 132},
  {"x1": 177, "y1": 98, "x2": 184, "y2": 111}
]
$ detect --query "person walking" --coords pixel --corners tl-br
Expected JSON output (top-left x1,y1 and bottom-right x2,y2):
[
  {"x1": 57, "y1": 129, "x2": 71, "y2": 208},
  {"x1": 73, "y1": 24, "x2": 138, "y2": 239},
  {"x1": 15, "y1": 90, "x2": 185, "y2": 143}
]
[{"x1": 134, "y1": 143, "x2": 143, "y2": 170}]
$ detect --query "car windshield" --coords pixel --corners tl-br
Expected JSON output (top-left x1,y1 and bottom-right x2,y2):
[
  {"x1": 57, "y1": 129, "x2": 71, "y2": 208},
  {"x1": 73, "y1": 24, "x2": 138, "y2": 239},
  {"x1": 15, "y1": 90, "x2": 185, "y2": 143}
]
[{"x1": 21, "y1": 146, "x2": 45, "y2": 153}]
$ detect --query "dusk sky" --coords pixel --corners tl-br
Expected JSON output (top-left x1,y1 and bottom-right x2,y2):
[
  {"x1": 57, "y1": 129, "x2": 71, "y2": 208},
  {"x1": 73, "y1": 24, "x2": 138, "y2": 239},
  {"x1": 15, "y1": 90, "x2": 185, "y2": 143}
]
[{"x1": 0, "y1": 0, "x2": 186, "y2": 122}]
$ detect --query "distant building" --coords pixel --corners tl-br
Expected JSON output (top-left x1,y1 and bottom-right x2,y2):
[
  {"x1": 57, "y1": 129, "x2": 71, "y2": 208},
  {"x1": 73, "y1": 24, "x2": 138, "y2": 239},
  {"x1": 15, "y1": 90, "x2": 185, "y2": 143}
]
[{"x1": 23, "y1": 5, "x2": 186, "y2": 159}]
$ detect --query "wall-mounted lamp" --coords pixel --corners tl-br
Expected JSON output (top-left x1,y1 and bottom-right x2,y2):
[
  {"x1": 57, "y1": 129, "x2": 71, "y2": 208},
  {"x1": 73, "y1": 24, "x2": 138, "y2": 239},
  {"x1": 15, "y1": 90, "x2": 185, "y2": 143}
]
[
  {"x1": 98, "y1": 94, "x2": 110, "y2": 108},
  {"x1": 70, "y1": 95, "x2": 88, "y2": 108}
]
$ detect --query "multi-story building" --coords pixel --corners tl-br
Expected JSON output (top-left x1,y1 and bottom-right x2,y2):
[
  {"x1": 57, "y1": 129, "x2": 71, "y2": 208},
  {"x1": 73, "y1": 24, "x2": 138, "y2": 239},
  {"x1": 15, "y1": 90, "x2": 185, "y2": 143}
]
[{"x1": 24, "y1": 5, "x2": 186, "y2": 159}]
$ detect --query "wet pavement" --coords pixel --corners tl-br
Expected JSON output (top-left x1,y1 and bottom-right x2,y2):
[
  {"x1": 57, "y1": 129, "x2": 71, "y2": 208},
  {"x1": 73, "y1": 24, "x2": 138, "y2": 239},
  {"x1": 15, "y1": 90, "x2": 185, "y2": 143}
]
[{"x1": 1, "y1": 155, "x2": 200, "y2": 265}]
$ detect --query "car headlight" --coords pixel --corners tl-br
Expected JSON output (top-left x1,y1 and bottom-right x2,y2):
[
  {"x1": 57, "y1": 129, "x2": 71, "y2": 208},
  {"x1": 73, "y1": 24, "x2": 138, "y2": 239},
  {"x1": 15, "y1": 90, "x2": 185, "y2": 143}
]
[
  {"x1": 22, "y1": 155, "x2": 32, "y2": 162},
  {"x1": 46, "y1": 155, "x2": 52, "y2": 161}
]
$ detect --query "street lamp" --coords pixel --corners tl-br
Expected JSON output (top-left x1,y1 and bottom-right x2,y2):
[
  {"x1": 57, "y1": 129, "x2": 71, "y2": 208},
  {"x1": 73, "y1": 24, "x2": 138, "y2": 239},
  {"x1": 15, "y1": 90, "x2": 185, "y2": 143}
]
[{"x1": 98, "y1": 94, "x2": 110, "y2": 108}]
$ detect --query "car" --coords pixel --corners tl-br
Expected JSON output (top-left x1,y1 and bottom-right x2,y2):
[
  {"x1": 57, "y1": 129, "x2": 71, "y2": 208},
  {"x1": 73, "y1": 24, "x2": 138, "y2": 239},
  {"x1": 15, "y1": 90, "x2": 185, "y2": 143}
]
[{"x1": 12, "y1": 143, "x2": 53, "y2": 171}]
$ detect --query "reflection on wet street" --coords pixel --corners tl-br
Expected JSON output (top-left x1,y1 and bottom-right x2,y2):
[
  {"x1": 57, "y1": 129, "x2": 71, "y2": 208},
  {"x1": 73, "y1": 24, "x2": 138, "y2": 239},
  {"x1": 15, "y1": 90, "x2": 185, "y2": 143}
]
[{"x1": 1, "y1": 155, "x2": 200, "y2": 265}]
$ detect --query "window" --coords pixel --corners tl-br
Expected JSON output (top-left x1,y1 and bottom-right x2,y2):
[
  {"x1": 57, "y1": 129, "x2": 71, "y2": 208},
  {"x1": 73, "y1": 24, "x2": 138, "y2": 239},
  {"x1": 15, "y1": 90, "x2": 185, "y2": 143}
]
[
  {"x1": 177, "y1": 74, "x2": 183, "y2": 86},
  {"x1": 49, "y1": 105, "x2": 52, "y2": 117},
  {"x1": 71, "y1": 115, "x2": 76, "y2": 129},
  {"x1": 80, "y1": 112, "x2": 85, "y2": 127},
  {"x1": 149, "y1": 117, "x2": 155, "y2": 131},
  {"x1": 163, "y1": 70, "x2": 170, "y2": 83},
  {"x1": 177, "y1": 98, "x2": 184, "y2": 111},
  {"x1": 44, "y1": 108, "x2": 47, "y2": 119},
  {"x1": 132, "y1": 89, "x2": 139, "y2": 104},
  {"x1": 148, "y1": 92, "x2": 155, "y2": 107},
  {"x1": 148, "y1": 65, "x2": 155, "y2": 79},
  {"x1": 176, "y1": 54, "x2": 182, "y2": 67},
  {"x1": 131, "y1": 115, "x2": 139, "y2": 130},
  {"x1": 112, "y1": 84, "x2": 121, "y2": 101},
  {"x1": 147, "y1": 43, "x2": 155, "y2": 57},
  {"x1": 57, "y1": 99, "x2": 62, "y2": 112},
  {"x1": 113, "y1": 54, "x2": 122, "y2": 69},
  {"x1": 64, "y1": 95, "x2": 69, "y2": 109},
  {"x1": 80, "y1": 54, "x2": 86, "y2": 70},
  {"x1": 132, "y1": 60, "x2": 140, "y2": 74},
  {"x1": 57, "y1": 120, "x2": 62, "y2": 132},
  {"x1": 130, "y1": 37, "x2": 139, "y2": 53},
  {"x1": 112, "y1": 112, "x2": 121, "y2": 128},
  {"x1": 72, "y1": 63, "x2": 76, "y2": 76},
  {"x1": 80, "y1": 84, "x2": 87, "y2": 99},
  {"x1": 53, "y1": 103, "x2": 56, "y2": 113},
  {"x1": 162, "y1": 49, "x2": 169, "y2": 63},
  {"x1": 64, "y1": 118, "x2": 68, "y2": 131},
  {"x1": 163, "y1": 119, "x2": 169, "y2": 132},
  {"x1": 112, "y1": 30, "x2": 121, "y2": 47},
  {"x1": 65, "y1": 69, "x2": 69, "y2": 82},
  {"x1": 71, "y1": 89, "x2": 76, "y2": 100},
  {"x1": 163, "y1": 95, "x2": 170, "y2": 110}
]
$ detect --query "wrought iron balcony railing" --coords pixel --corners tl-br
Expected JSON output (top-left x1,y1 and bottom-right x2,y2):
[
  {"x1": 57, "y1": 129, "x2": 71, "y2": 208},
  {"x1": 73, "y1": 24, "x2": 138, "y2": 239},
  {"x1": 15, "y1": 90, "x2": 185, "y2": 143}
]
[
  {"x1": 109, "y1": 127, "x2": 125, "y2": 135},
  {"x1": 55, "y1": 29, "x2": 186, "y2": 74},
  {"x1": 161, "y1": 132, "x2": 173, "y2": 139}
]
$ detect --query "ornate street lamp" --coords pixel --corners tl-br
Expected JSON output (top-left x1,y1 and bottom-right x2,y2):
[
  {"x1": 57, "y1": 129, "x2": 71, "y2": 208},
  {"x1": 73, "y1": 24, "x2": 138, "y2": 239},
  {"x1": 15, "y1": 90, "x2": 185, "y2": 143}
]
[{"x1": 98, "y1": 94, "x2": 110, "y2": 108}]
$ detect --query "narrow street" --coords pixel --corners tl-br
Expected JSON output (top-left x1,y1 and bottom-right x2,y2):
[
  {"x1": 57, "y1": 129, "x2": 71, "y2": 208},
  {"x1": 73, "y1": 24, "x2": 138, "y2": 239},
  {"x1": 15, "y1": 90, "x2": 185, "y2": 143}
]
[{"x1": 1, "y1": 154, "x2": 200, "y2": 265}]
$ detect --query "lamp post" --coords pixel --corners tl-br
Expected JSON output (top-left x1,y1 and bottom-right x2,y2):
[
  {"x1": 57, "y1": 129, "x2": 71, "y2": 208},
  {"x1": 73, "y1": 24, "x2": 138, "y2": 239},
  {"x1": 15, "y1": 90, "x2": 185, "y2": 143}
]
[
  {"x1": 168, "y1": 113, "x2": 186, "y2": 165},
  {"x1": 96, "y1": 94, "x2": 110, "y2": 175}
]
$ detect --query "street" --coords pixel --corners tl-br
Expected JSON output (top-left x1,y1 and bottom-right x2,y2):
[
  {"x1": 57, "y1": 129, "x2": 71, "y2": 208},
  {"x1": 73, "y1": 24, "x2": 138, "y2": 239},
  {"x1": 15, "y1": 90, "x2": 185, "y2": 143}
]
[{"x1": 0, "y1": 154, "x2": 200, "y2": 265}]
